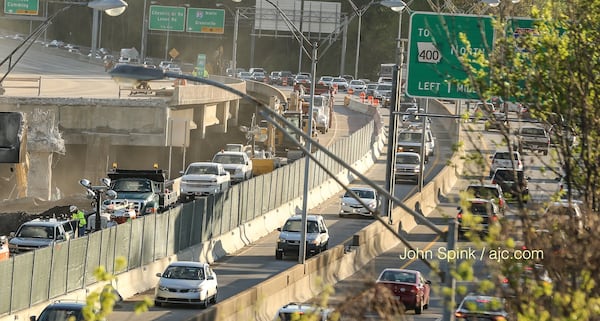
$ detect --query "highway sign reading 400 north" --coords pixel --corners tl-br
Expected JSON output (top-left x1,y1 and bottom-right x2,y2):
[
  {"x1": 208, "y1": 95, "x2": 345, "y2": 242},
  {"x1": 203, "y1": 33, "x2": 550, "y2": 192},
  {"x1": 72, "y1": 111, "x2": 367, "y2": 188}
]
[{"x1": 406, "y1": 12, "x2": 494, "y2": 100}]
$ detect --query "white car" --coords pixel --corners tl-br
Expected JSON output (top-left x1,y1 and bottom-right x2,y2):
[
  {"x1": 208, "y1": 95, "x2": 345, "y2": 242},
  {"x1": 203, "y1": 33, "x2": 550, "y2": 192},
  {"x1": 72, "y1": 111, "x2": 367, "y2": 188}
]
[
  {"x1": 348, "y1": 80, "x2": 367, "y2": 92},
  {"x1": 339, "y1": 187, "x2": 380, "y2": 217},
  {"x1": 318, "y1": 76, "x2": 334, "y2": 87},
  {"x1": 179, "y1": 162, "x2": 231, "y2": 201},
  {"x1": 489, "y1": 151, "x2": 523, "y2": 177},
  {"x1": 212, "y1": 151, "x2": 253, "y2": 183},
  {"x1": 154, "y1": 261, "x2": 218, "y2": 308},
  {"x1": 394, "y1": 152, "x2": 421, "y2": 184},
  {"x1": 331, "y1": 77, "x2": 349, "y2": 91}
]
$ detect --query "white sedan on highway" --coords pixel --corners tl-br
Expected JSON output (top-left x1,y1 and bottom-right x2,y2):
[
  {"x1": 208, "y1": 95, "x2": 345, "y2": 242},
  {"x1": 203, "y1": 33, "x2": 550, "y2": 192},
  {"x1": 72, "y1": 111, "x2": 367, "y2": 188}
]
[{"x1": 154, "y1": 261, "x2": 218, "y2": 308}]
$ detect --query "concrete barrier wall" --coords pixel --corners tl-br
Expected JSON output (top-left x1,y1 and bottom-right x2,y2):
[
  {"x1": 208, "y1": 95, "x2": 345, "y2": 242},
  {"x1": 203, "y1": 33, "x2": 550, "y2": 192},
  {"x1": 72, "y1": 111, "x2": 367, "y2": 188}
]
[
  {"x1": 0, "y1": 93, "x2": 385, "y2": 321},
  {"x1": 1, "y1": 95, "x2": 460, "y2": 321},
  {"x1": 183, "y1": 97, "x2": 464, "y2": 321}
]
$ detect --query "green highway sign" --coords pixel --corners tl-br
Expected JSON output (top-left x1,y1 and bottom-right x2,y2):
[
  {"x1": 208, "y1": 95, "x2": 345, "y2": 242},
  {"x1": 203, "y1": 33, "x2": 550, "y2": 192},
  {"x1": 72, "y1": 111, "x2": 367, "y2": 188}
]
[
  {"x1": 187, "y1": 8, "x2": 225, "y2": 34},
  {"x1": 406, "y1": 12, "x2": 494, "y2": 100},
  {"x1": 149, "y1": 5, "x2": 186, "y2": 32},
  {"x1": 4, "y1": 0, "x2": 38, "y2": 15}
]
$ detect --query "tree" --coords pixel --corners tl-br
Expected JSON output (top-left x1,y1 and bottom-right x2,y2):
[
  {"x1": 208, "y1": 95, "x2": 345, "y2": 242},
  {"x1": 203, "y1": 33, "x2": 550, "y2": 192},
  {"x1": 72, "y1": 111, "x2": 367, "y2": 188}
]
[{"x1": 455, "y1": 0, "x2": 600, "y2": 319}]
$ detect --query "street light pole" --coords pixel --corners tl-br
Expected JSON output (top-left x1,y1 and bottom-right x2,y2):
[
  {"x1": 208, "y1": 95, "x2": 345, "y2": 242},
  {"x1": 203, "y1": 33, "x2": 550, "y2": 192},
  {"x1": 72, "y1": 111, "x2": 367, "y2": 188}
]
[
  {"x1": 90, "y1": 8, "x2": 100, "y2": 61},
  {"x1": 232, "y1": 8, "x2": 239, "y2": 72},
  {"x1": 346, "y1": 0, "x2": 376, "y2": 80},
  {"x1": 380, "y1": 0, "x2": 407, "y2": 224},
  {"x1": 140, "y1": 0, "x2": 148, "y2": 62},
  {"x1": 384, "y1": 65, "x2": 400, "y2": 224}
]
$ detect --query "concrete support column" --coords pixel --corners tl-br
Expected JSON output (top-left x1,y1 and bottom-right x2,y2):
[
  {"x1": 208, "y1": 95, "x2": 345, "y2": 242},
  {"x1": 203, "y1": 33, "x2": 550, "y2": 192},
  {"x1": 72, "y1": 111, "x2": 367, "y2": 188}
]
[
  {"x1": 27, "y1": 151, "x2": 52, "y2": 200},
  {"x1": 198, "y1": 106, "x2": 207, "y2": 139},
  {"x1": 216, "y1": 101, "x2": 230, "y2": 133},
  {"x1": 83, "y1": 135, "x2": 110, "y2": 183},
  {"x1": 229, "y1": 99, "x2": 240, "y2": 127}
]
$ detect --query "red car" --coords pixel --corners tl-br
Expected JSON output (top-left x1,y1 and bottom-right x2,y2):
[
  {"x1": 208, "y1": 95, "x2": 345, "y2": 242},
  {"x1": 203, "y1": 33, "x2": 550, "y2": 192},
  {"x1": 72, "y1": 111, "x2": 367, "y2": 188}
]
[{"x1": 375, "y1": 268, "x2": 431, "y2": 314}]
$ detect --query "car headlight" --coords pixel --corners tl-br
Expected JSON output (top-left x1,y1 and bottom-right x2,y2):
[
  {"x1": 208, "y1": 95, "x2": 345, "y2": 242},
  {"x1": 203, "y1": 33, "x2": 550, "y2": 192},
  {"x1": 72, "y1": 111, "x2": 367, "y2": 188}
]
[
  {"x1": 308, "y1": 238, "x2": 319, "y2": 245},
  {"x1": 235, "y1": 168, "x2": 243, "y2": 174},
  {"x1": 158, "y1": 285, "x2": 169, "y2": 291},
  {"x1": 277, "y1": 237, "x2": 286, "y2": 243},
  {"x1": 341, "y1": 201, "x2": 347, "y2": 206},
  {"x1": 414, "y1": 167, "x2": 420, "y2": 172},
  {"x1": 368, "y1": 202, "x2": 376, "y2": 209},
  {"x1": 189, "y1": 287, "x2": 204, "y2": 293}
]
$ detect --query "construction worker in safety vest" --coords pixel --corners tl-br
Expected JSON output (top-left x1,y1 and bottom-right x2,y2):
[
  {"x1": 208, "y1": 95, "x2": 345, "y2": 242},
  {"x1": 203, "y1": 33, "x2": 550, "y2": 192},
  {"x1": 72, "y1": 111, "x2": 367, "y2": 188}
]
[{"x1": 70, "y1": 205, "x2": 87, "y2": 237}]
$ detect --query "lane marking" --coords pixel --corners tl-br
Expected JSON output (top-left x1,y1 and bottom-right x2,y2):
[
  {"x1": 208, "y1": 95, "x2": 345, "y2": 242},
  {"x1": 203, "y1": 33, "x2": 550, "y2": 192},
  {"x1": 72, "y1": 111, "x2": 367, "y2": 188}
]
[{"x1": 400, "y1": 231, "x2": 444, "y2": 269}]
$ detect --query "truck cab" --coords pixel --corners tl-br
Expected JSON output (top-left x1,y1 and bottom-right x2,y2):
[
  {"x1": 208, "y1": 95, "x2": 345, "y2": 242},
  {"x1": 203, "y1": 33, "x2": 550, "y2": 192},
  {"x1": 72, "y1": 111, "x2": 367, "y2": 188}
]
[
  {"x1": 212, "y1": 151, "x2": 253, "y2": 183},
  {"x1": 107, "y1": 168, "x2": 177, "y2": 216},
  {"x1": 8, "y1": 218, "x2": 77, "y2": 254}
]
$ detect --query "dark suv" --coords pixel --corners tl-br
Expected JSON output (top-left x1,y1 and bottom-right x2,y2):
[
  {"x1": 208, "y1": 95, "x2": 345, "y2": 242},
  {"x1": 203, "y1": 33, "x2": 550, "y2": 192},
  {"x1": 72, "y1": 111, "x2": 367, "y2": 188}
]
[
  {"x1": 491, "y1": 168, "x2": 529, "y2": 201},
  {"x1": 457, "y1": 198, "x2": 500, "y2": 235},
  {"x1": 31, "y1": 301, "x2": 86, "y2": 321}
]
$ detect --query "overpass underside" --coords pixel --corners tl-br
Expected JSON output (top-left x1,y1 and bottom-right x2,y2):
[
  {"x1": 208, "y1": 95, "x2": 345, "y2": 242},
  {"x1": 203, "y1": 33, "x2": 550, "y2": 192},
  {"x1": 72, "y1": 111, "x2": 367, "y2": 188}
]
[{"x1": 0, "y1": 79, "x2": 256, "y2": 200}]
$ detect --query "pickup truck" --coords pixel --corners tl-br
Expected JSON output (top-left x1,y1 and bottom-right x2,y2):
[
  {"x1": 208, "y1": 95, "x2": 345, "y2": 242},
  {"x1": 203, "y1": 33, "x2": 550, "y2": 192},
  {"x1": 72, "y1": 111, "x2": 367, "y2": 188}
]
[
  {"x1": 212, "y1": 151, "x2": 253, "y2": 183},
  {"x1": 8, "y1": 217, "x2": 78, "y2": 254},
  {"x1": 516, "y1": 126, "x2": 550, "y2": 155},
  {"x1": 396, "y1": 128, "x2": 435, "y2": 162},
  {"x1": 179, "y1": 162, "x2": 231, "y2": 201},
  {"x1": 107, "y1": 168, "x2": 178, "y2": 216}
]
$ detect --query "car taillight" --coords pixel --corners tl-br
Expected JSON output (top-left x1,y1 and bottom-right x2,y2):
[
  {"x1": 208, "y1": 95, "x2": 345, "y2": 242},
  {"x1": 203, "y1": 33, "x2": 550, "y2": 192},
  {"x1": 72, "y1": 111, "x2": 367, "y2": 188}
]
[
  {"x1": 491, "y1": 215, "x2": 498, "y2": 222},
  {"x1": 492, "y1": 179, "x2": 496, "y2": 184},
  {"x1": 493, "y1": 317, "x2": 507, "y2": 321},
  {"x1": 457, "y1": 213, "x2": 462, "y2": 219},
  {"x1": 410, "y1": 285, "x2": 418, "y2": 294},
  {"x1": 502, "y1": 277, "x2": 509, "y2": 284},
  {"x1": 498, "y1": 198, "x2": 504, "y2": 207},
  {"x1": 455, "y1": 311, "x2": 465, "y2": 318}
]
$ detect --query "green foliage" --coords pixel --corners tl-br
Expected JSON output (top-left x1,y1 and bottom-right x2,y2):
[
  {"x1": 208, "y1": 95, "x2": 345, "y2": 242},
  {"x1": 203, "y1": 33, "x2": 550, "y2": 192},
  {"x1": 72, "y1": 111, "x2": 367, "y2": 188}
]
[
  {"x1": 452, "y1": 0, "x2": 600, "y2": 320},
  {"x1": 83, "y1": 257, "x2": 153, "y2": 321}
]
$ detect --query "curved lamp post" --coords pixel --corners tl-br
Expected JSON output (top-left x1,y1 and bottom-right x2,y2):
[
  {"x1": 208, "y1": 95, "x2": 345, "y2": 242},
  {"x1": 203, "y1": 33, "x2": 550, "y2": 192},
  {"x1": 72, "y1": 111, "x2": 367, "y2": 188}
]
[
  {"x1": 0, "y1": 0, "x2": 128, "y2": 93},
  {"x1": 79, "y1": 177, "x2": 117, "y2": 232},
  {"x1": 108, "y1": 63, "x2": 445, "y2": 269}
]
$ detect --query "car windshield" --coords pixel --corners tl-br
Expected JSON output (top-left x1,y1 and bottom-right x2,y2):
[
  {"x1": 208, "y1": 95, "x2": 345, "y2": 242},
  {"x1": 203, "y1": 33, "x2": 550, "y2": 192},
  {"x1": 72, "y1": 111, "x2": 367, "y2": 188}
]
[
  {"x1": 38, "y1": 307, "x2": 84, "y2": 321},
  {"x1": 344, "y1": 189, "x2": 375, "y2": 199},
  {"x1": 521, "y1": 127, "x2": 545, "y2": 135},
  {"x1": 282, "y1": 219, "x2": 319, "y2": 233},
  {"x1": 494, "y1": 170, "x2": 524, "y2": 182},
  {"x1": 186, "y1": 165, "x2": 218, "y2": 175},
  {"x1": 213, "y1": 154, "x2": 246, "y2": 164},
  {"x1": 397, "y1": 132, "x2": 422, "y2": 142},
  {"x1": 379, "y1": 270, "x2": 417, "y2": 283},
  {"x1": 162, "y1": 266, "x2": 205, "y2": 280},
  {"x1": 112, "y1": 180, "x2": 152, "y2": 192},
  {"x1": 467, "y1": 186, "x2": 500, "y2": 199},
  {"x1": 460, "y1": 297, "x2": 505, "y2": 312},
  {"x1": 396, "y1": 154, "x2": 419, "y2": 164},
  {"x1": 493, "y1": 152, "x2": 518, "y2": 160},
  {"x1": 546, "y1": 205, "x2": 579, "y2": 217},
  {"x1": 17, "y1": 225, "x2": 54, "y2": 239},
  {"x1": 376, "y1": 84, "x2": 392, "y2": 91},
  {"x1": 469, "y1": 203, "x2": 490, "y2": 215}
]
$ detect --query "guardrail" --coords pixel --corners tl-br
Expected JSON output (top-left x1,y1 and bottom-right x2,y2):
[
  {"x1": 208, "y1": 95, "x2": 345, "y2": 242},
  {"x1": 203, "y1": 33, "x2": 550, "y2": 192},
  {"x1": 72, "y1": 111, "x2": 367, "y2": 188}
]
[{"x1": 1, "y1": 77, "x2": 41, "y2": 96}]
